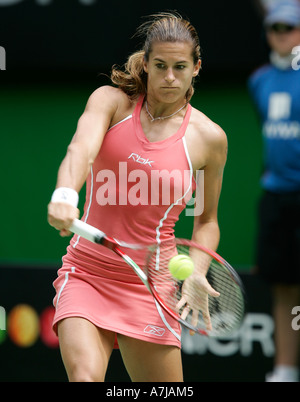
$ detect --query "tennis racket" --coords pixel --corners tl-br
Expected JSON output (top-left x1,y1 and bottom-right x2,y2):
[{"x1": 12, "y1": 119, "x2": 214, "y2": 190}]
[{"x1": 69, "y1": 219, "x2": 245, "y2": 337}]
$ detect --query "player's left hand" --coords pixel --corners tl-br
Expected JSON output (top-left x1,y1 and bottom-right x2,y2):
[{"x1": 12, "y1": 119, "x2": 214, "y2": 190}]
[{"x1": 176, "y1": 274, "x2": 220, "y2": 335}]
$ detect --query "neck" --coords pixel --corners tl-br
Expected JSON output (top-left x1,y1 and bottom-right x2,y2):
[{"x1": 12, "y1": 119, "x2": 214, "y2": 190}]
[
  {"x1": 270, "y1": 51, "x2": 294, "y2": 70},
  {"x1": 144, "y1": 98, "x2": 188, "y2": 122}
]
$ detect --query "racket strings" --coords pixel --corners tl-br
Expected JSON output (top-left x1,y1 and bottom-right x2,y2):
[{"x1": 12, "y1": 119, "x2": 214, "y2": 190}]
[
  {"x1": 146, "y1": 242, "x2": 244, "y2": 336},
  {"x1": 206, "y1": 259, "x2": 244, "y2": 333}
]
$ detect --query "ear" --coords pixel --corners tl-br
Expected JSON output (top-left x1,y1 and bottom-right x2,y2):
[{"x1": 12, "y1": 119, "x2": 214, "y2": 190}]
[
  {"x1": 192, "y1": 59, "x2": 201, "y2": 77},
  {"x1": 143, "y1": 57, "x2": 149, "y2": 74}
]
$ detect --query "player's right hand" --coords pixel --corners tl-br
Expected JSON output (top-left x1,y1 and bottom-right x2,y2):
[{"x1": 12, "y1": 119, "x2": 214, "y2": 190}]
[{"x1": 47, "y1": 202, "x2": 79, "y2": 237}]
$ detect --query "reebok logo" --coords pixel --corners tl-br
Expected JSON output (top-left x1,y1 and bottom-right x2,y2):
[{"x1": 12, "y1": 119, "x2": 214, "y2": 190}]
[
  {"x1": 144, "y1": 325, "x2": 165, "y2": 336},
  {"x1": 128, "y1": 153, "x2": 154, "y2": 167}
]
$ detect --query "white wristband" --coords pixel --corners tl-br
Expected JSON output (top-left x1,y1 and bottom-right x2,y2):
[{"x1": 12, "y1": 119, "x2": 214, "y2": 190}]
[{"x1": 51, "y1": 187, "x2": 79, "y2": 208}]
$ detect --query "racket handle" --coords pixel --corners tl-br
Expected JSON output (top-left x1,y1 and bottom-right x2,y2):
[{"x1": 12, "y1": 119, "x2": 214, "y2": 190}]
[{"x1": 69, "y1": 219, "x2": 105, "y2": 244}]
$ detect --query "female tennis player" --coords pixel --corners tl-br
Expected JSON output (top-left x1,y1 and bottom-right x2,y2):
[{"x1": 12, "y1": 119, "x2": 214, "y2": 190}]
[{"x1": 47, "y1": 12, "x2": 227, "y2": 382}]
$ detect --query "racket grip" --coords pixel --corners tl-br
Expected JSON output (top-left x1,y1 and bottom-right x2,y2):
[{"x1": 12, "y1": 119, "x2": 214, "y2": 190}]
[{"x1": 69, "y1": 219, "x2": 105, "y2": 244}]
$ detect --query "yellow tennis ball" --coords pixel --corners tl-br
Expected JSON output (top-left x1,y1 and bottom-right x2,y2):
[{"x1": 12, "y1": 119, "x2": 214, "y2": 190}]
[{"x1": 168, "y1": 254, "x2": 194, "y2": 280}]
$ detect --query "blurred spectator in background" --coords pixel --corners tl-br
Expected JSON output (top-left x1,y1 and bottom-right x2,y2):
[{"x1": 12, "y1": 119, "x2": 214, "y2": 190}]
[
  {"x1": 249, "y1": 0, "x2": 300, "y2": 382},
  {"x1": 254, "y1": 0, "x2": 285, "y2": 15}
]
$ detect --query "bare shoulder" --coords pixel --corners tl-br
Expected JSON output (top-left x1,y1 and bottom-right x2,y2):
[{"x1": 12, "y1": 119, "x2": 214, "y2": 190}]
[
  {"x1": 87, "y1": 85, "x2": 131, "y2": 109},
  {"x1": 192, "y1": 108, "x2": 227, "y2": 146},
  {"x1": 86, "y1": 86, "x2": 135, "y2": 126},
  {"x1": 190, "y1": 107, "x2": 228, "y2": 167}
]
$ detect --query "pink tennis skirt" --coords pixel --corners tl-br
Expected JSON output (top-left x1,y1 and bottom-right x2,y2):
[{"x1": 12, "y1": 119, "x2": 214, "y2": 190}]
[{"x1": 52, "y1": 246, "x2": 182, "y2": 348}]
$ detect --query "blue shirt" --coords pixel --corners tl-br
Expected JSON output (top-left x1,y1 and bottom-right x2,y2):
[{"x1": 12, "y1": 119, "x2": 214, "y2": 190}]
[{"x1": 248, "y1": 64, "x2": 300, "y2": 192}]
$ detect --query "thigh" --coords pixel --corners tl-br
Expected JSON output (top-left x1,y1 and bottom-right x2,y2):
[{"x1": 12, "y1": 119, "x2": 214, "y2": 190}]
[
  {"x1": 117, "y1": 334, "x2": 183, "y2": 382},
  {"x1": 58, "y1": 317, "x2": 115, "y2": 382}
]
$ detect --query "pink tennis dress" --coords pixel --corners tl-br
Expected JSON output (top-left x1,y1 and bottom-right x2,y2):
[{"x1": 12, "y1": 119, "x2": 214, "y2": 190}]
[{"x1": 52, "y1": 95, "x2": 196, "y2": 348}]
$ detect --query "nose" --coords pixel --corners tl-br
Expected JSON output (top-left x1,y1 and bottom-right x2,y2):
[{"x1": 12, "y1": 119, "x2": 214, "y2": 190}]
[{"x1": 165, "y1": 68, "x2": 175, "y2": 83}]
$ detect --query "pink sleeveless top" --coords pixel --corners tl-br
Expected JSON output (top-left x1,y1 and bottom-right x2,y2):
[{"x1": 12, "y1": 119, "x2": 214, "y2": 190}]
[{"x1": 69, "y1": 96, "x2": 196, "y2": 265}]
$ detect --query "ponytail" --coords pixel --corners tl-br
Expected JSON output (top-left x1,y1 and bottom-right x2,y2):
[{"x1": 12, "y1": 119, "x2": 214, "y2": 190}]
[{"x1": 110, "y1": 50, "x2": 147, "y2": 100}]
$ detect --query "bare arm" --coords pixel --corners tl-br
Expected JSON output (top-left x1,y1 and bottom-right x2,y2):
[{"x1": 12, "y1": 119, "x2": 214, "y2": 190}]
[
  {"x1": 47, "y1": 86, "x2": 119, "y2": 235},
  {"x1": 180, "y1": 124, "x2": 227, "y2": 332},
  {"x1": 192, "y1": 124, "x2": 228, "y2": 259}
]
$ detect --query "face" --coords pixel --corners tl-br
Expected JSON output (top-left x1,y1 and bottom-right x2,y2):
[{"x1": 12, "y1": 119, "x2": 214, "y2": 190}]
[
  {"x1": 143, "y1": 41, "x2": 201, "y2": 103},
  {"x1": 266, "y1": 24, "x2": 300, "y2": 56}
]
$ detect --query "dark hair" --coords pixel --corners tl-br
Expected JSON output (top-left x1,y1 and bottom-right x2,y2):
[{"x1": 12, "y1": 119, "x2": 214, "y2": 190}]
[{"x1": 111, "y1": 12, "x2": 201, "y2": 100}]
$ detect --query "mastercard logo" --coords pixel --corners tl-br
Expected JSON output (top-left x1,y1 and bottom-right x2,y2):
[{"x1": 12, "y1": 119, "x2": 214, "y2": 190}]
[{"x1": 0, "y1": 304, "x2": 59, "y2": 348}]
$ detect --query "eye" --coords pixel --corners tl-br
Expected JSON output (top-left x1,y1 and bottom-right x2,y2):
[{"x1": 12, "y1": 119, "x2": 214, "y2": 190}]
[
  {"x1": 175, "y1": 65, "x2": 186, "y2": 70},
  {"x1": 155, "y1": 63, "x2": 166, "y2": 69}
]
